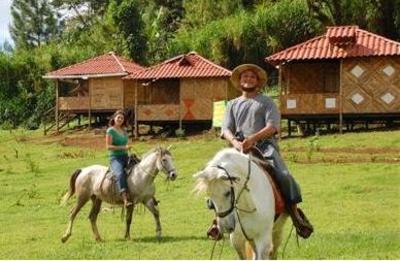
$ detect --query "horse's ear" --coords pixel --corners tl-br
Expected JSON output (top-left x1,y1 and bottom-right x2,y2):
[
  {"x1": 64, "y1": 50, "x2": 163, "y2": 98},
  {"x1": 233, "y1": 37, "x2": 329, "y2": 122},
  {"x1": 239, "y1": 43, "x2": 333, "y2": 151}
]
[
  {"x1": 219, "y1": 174, "x2": 240, "y2": 182},
  {"x1": 193, "y1": 170, "x2": 207, "y2": 180},
  {"x1": 166, "y1": 145, "x2": 173, "y2": 151}
]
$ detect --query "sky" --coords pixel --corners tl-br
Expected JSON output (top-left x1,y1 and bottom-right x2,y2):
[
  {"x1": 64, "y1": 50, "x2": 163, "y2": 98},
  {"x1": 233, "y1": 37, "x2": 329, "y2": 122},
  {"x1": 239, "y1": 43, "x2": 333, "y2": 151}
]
[{"x1": 0, "y1": 0, "x2": 13, "y2": 45}]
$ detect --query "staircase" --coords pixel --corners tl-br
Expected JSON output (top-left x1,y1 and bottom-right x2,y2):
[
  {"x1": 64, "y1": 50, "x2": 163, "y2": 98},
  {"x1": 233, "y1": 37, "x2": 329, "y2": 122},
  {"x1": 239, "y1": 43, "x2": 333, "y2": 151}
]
[{"x1": 42, "y1": 107, "x2": 78, "y2": 135}]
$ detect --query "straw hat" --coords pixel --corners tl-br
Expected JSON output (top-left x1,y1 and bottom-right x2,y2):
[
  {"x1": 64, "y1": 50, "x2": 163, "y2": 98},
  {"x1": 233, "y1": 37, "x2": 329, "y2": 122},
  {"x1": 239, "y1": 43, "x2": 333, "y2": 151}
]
[{"x1": 230, "y1": 64, "x2": 268, "y2": 90}]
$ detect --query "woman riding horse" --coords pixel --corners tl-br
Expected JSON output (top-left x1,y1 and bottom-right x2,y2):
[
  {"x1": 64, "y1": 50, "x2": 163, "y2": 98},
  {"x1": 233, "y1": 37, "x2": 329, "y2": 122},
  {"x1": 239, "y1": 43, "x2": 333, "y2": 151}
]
[{"x1": 106, "y1": 110, "x2": 133, "y2": 208}]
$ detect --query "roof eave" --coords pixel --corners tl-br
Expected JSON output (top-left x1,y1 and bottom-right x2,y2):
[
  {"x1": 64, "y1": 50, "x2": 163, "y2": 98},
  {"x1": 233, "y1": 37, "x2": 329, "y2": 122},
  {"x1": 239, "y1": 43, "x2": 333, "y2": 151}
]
[
  {"x1": 43, "y1": 72, "x2": 128, "y2": 80},
  {"x1": 127, "y1": 75, "x2": 231, "y2": 80}
]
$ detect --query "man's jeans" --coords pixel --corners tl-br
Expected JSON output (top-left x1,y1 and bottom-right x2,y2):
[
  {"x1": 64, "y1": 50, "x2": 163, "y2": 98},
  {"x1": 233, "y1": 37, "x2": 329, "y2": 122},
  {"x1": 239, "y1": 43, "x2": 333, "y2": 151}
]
[{"x1": 256, "y1": 140, "x2": 302, "y2": 204}]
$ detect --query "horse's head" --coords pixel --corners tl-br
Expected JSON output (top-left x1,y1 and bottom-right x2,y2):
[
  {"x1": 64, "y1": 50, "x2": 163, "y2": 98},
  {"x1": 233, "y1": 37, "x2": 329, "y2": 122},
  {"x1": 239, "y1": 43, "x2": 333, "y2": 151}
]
[
  {"x1": 194, "y1": 164, "x2": 240, "y2": 234},
  {"x1": 155, "y1": 145, "x2": 177, "y2": 181}
]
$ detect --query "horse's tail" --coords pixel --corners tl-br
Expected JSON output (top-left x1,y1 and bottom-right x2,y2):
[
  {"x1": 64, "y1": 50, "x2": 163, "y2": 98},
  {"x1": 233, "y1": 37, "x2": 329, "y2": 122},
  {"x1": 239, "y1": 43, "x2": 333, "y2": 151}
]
[{"x1": 61, "y1": 169, "x2": 81, "y2": 205}]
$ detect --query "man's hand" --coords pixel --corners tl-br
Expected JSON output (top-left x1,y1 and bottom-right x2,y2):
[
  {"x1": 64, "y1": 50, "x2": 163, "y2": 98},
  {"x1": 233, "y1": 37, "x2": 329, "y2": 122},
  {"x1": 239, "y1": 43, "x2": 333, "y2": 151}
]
[{"x1": 242, "y1": 137, "x2": 256, "y2": 153}]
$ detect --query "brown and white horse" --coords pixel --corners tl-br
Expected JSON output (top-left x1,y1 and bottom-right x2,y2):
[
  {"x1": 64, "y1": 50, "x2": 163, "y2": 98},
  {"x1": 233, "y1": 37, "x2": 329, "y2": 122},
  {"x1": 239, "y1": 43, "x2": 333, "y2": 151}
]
[{"x1": 61, "y1": 146, "x2": 177, "y2": 243}]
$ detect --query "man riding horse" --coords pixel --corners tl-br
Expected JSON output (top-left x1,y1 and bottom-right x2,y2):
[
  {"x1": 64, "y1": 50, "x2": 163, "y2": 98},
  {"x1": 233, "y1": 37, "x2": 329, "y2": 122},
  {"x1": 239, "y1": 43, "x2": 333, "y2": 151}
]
[{"x1": 221, "y1": 64, "x2": 313, "y2": 239}]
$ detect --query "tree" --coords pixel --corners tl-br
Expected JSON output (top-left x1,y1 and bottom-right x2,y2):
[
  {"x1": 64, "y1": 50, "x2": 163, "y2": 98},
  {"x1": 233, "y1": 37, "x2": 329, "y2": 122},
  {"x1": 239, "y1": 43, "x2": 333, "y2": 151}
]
[
  {"x1": 10, "y1": 0, "x2": 60, "y2": 49},
  {"x1": 110, "y1": 0, "x2": 147, "y2": 64},
  {"x1": 52, "y1": 0, "x2": 110, "y2": 28},
  {"x1": 369, "y1": 0, "x2": 400, "y2": 41}
]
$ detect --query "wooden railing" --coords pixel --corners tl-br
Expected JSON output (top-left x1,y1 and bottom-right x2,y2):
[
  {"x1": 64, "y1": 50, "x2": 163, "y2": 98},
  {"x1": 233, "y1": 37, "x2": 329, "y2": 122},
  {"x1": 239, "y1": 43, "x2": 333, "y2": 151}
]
[
  {"x1": 280, "y1": 93, "x2": 340, "y2": 115},
  {"x1": 59, "y1": 97, "x2": 89, "y2": 111}
]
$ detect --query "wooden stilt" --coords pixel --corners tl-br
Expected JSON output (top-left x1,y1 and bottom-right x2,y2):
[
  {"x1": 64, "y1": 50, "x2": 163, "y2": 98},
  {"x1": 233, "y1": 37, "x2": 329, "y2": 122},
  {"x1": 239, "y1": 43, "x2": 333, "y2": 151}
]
[
  {"x1": 134, "y1": 81, "x2": 138, "y2": 139},
  {"x1": 339, "y1": 60, "x2": 343, "y2": 134},
  {"x1": 88, "y1": 79, "x2": 92, "y2": 130},
  {"x1": 55, "y1": 80, "x2": 59, "y2": 134}
]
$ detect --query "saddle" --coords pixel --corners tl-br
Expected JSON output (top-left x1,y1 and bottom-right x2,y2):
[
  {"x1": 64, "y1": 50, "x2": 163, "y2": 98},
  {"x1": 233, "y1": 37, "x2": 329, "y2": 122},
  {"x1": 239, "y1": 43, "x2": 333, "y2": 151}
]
[
  {"x1": 248, "y1": 147, "x2": 314, "y2": 239},
  {"x1": 247, "y1": 147, "x2": 285, "y2": 216},
  {"x1": 100, "y1": 153, "x2": 141, "y2": 196}
]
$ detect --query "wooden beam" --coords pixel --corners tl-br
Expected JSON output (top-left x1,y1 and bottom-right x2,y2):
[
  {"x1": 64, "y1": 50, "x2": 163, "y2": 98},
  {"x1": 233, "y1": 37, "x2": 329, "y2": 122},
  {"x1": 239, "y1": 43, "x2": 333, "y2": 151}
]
[
  {"x1": 55, "y1": 80, "x2": 59, "y2": 133},
  {"x1": 278, "y1": 64, "x2": 283, "y2": 140},
  {"x1": 88, "y1": 79, "x2": 92, "y2": 129},
  {"x1": 339, "y1": 59, "x2": 343, "y2": 134},
  {"x1": 179, "y1": 79, "x2": 182, "y2": 130},
  {"x1": 122, "y1": 80, "x2": 125, "y2": 109},
  {"x1": 134, "y1": 81, "x2": 138, "y2": 139}
]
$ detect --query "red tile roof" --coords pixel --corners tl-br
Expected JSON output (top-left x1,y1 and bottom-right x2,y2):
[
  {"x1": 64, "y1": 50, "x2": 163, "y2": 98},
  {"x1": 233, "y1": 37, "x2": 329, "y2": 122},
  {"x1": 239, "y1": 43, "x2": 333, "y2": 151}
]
[
  {"x1": 125, "y1": 52, "x2": 231, "y2": 80},
  {"x1": 45, "y1": 52, "x2": 144, "y2": 78},
  {"x1": 265, "y1": 26, "x2": 400, "y2": 65}
]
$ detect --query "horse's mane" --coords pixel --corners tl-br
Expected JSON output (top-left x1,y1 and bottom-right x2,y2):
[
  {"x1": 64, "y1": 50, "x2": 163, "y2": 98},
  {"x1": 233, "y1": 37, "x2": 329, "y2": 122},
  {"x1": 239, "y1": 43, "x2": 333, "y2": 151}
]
[
  {"x1": 205, "y1": 148, "x2": 245, "y2": 168},
  {"x1": 194, "y1": 148, "x2": 249, "y2": 195},
  {"x1": 141, "y1": 146, "x2": 171, "y2": 159}
]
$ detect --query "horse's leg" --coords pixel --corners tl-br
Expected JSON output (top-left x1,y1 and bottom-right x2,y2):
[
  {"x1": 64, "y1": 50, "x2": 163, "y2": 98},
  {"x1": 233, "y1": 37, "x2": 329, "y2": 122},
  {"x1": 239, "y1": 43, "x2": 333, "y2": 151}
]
[
  {"x1": 61, "y1": 193, "x2": 90, "y2": 243},
  {"x1": 230, "y1": 232, "x2": 247, "y2": 259},
  {"x1": 124, "y1": 204, "x2": 135, "y2": 240},
  {"x1": 88, "y1": 195, "x2": 103, "y2": 242},
  {"x1": 144, "y1": 197, "x2": 162, "y2": 240},
  {"x1": 251, "y1": 234, "x2": 272, "y2": 260},
  {"x1": 270, "y1": 214, "x2": 288, "y2": 259}
]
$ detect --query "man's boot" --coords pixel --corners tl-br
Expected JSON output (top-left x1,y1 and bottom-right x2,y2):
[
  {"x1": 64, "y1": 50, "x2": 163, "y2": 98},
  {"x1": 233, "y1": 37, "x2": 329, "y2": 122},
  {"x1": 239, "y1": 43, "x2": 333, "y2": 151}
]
[{"x1": 287, "y1": 205, "x2": 314, "y2": 239}]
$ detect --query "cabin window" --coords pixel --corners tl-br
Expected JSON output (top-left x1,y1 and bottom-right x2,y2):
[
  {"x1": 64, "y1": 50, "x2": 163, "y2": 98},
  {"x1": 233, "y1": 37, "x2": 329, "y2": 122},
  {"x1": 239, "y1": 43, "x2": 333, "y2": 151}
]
[
  {"x1": 139, "y1": 79, "x2": 180, "y2": 105},
  {"x1": 322, "y1": 62, "x2": 340, "y2": 93},
  {"x1": 286, "y1": 61, "x2": 340, "y2": 94},
  {"x1": 59, "y1": 80, "x2": 89, "y2": 97}
]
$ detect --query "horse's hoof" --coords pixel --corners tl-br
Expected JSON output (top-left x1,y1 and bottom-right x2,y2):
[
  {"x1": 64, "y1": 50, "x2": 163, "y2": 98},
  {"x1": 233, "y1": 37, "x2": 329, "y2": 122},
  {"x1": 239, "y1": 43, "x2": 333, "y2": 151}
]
[
  {"x1": 156, "y1": 232, "x2": 162, "y2": 241},
  {"x1": 95, "y1": 237, "x2": 104, "y2": 242},
  {"x1": 61, "y1": 235, "x2": 69, "y2": 243}
]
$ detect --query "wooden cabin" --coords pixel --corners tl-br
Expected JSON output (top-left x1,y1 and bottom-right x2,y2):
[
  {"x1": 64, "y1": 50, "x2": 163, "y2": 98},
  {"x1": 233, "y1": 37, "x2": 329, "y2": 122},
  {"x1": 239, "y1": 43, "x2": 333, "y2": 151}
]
[
  {"x1": 266, "y1": 25, "x2": 400, "y2": 135},
  {"x1": 43, "y1": 52, "x2": 144, "y2": 133},
  {"x1": 124, "y1": 52, "x2": 238, "y2": 136}
]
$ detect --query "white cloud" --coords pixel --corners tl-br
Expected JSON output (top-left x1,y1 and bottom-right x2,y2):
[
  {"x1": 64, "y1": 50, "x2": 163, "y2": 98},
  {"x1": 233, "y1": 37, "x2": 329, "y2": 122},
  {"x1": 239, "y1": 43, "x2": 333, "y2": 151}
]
[{"x1": 0, "y1": 0, "x2": 13, "y2": 44}]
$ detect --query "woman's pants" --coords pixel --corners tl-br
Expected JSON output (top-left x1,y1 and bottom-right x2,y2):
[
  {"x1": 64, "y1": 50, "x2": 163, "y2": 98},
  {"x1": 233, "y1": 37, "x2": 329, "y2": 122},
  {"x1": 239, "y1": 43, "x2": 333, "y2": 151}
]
[{"x1": 110, "y1": 154, "x2": 129, "y2": 194}]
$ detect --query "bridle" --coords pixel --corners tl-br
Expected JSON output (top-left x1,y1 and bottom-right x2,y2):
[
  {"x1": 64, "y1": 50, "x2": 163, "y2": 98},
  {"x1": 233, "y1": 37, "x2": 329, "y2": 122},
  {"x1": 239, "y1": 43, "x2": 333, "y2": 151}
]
[
  {"x1": 207, "y1": 155, "x2": 256, "y2": 241},
  {"x1": 157, "y1": 150, "x2": 176, "y2": 178},
  {"x1": 131, "y1": 149, "x2": 176, "y2": 179},
  {"x1": 210, "y1": 165, "x2": 236, "y2": 218}
]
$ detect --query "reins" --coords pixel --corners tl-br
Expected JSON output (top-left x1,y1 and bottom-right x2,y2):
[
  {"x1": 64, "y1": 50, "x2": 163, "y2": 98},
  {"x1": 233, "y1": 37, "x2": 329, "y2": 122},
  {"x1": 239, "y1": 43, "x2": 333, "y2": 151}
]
[{"x1": 209, "y1": 234, "x2": 226, "y2": 260}]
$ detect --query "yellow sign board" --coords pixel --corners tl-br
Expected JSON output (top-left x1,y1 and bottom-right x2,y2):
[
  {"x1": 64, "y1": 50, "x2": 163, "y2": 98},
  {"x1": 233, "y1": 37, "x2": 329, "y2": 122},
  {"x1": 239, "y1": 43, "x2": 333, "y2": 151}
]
[{"x1": 212, "y1": 100, "x2": 227, "y2": 128}]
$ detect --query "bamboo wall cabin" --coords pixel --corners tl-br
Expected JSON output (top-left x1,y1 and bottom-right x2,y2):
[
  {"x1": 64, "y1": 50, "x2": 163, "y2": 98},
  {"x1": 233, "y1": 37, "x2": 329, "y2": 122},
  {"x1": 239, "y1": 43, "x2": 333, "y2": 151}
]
[
  {"x1": 124, "y1": 51, "x2": 237, "y2": 137},
  {"x1": 43, "y1": 52, "x2": 144, "y2": 133},
  {"x1": 266, "y1": 25, "x2": 400, "y2": 135}
]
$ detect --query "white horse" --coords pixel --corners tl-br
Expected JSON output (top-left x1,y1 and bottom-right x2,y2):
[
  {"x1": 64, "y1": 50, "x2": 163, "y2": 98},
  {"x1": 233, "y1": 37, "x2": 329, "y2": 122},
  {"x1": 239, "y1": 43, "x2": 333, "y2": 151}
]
[
  {"x1": 61, "y1": 146, "x2": 177, "y2": 243},
  {"x1": 194, "y1": 148, "x2": 287, "y2": 259}
]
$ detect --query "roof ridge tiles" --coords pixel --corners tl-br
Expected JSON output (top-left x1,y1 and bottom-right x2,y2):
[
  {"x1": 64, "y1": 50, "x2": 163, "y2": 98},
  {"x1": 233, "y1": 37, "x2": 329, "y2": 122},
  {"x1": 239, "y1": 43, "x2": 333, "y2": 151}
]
[
  {"x1": 265, "y1": 25, "x2": 400, "y2": 65},
  {"x1": 110, "y1": 52, "x2": 127, "y2": 72}
]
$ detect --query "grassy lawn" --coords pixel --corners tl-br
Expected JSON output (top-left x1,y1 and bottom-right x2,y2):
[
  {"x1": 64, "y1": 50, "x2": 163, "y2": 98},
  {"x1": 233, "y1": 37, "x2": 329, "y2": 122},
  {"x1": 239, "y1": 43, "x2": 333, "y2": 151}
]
[{"x1": 0, "y1": 129, "x2": 399, "y2": 259}]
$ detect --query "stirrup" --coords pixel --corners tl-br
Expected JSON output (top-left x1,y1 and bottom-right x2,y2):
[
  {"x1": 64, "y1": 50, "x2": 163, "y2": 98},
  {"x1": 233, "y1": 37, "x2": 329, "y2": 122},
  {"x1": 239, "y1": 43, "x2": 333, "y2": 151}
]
[{"x1": 124, "y1": 201, "x2": 133, "y2": 208}]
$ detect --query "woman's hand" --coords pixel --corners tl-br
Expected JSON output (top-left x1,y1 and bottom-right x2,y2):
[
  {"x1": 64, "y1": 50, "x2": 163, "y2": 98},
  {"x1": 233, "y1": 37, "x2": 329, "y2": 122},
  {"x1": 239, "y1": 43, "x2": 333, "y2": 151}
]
[{"x1": 125, "y1": 144, "x2": 132, "y2": 150}]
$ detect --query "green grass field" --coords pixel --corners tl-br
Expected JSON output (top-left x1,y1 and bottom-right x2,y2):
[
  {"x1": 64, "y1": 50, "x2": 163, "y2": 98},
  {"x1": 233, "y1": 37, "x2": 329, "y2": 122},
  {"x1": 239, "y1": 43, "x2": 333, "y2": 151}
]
[{"x1": 0, "y1": 129, "x2": 399, "y2": 259}]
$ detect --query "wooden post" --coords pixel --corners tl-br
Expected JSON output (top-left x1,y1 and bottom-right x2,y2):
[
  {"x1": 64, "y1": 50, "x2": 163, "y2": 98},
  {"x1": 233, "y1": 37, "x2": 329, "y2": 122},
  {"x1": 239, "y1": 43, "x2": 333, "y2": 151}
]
[
  {"x1": 122, "y1": 80, "x2": 125, "y2": 109},
  {"x1": 278, "y1": 64, "x2": 283, "y2": 140},
  {"x1": 288, "y1": 119, "x2": 292, "y2": 137},
  {"x1": 88, "y1": 78, "x2": 92, "y2": 129},
  {"x1": 134, "y1": 81, "x2": 138, "y2": 139},
  {"x1": 339, "y1": 60, "x2": 343, "y2": 134},
  {"x1": 179, "y1": 80, "x2": 182, "y2": 130},
  {"x1": 55, "y1": 80, "x2": 59, "y2": 133}
]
